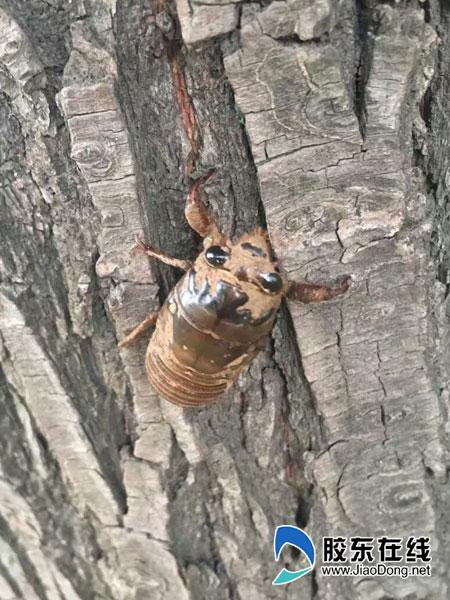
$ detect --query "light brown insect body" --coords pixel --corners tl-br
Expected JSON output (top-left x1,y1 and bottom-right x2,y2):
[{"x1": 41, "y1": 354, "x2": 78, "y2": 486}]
[
  {"x1": 145, "y1": 231, "x2": 283, "y2": 406},
  {"x1": 119, "y1": 190, "x2": 349, "y2": 408}
]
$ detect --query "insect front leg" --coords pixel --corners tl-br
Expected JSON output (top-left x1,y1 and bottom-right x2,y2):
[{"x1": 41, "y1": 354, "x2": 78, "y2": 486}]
[
  {"x1": 286, "y1": 276, "x2": 351, "y2": 303},
  {"x1": 133, "y1": 237, "x2": 192, "y2": 271},
  {"x1": 185, "y1": 172, "x2": 223, "y2": 241},
  {"x1": 118, "y1": 311, "x2": 159, "y2": 348}
]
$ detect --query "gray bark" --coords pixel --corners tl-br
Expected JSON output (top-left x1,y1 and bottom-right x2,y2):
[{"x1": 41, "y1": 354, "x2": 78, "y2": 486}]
[{"x1": 0, "y1": 1, "x2": 449, "y2": 599}]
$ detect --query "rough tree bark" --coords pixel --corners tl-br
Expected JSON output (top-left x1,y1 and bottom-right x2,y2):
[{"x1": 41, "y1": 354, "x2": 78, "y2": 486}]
[{"x1": 0, "y1": 0, "x2": 449, "y2": 599}]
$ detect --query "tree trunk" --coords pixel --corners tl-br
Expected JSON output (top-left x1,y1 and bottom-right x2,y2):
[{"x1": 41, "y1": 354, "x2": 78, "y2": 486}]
[{"x1": 0, "y1": 1, "x2": 448, "y2": 599}]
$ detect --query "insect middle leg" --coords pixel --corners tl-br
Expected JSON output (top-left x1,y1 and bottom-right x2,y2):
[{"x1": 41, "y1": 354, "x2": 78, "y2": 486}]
[
  {"x1": 286, "y1": 276, "x2": 350, "y2": 303},
  {"x1": 133, "y1": 237, "x2": 192, "y2": 270},
  {"x1": 118, "y1": 311, "x2": 159, "y2": 348}
]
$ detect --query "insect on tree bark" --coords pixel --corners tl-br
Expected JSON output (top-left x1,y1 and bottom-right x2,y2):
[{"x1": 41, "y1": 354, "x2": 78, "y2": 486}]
[
  {"x1": 119, "y1": 209, "x2": 349, "y2": 406},
  {"x1": 0, "y1": 1, "x2": 449, "y2": 599}
]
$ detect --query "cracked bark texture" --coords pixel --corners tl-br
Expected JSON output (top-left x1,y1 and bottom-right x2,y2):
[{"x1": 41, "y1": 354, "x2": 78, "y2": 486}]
[{"x1": 0, "y1": 0, "x2": 449, "y2": 599}]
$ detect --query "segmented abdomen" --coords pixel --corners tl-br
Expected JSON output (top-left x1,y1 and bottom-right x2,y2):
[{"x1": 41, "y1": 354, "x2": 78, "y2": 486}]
[
  {"x1": 145, "y1": 271, "x2": 275, "y2": 407},
  {"x1": 145, "y1": 304, "x2": 243, "y2": 407},
  {"x1": 146, "y1": 334, "x2": 230, "y2": 407}
]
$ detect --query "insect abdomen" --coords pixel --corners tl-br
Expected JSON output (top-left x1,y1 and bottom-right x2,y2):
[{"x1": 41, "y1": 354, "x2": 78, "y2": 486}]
[
  {"x1": 146, "y1": 342, "x2": 230, "y2": 407},
  {"x1": 145, "y1": 271, "x2": 272, "y2": 407},
  {"x1": 145, "y1": 303, "x2": 237, "y2": 406}
]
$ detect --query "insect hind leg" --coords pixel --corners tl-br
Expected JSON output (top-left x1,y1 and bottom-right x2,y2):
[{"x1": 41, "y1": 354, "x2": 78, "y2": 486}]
[{"x1": 118, "y1": 311, "x2": 159, "y2": 348}]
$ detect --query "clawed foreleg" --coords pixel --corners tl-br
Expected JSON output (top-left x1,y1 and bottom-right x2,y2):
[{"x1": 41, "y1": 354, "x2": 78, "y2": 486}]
[{"x1": 185, "y1": 172, "x2": 223, "y2": 242}]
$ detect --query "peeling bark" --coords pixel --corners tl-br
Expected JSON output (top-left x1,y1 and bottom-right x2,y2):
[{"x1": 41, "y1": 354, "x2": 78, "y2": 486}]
[{"x1": 0, "y1": 1, "x2": 449, "y2": 599}]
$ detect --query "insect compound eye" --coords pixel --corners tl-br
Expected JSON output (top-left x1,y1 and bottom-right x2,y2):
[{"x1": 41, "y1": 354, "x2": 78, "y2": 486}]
[
  {"x1": 259, "y1": 272, "x2": 283, "y2": 294},
  {"x1": 205, "y1": 246, "x2": 230, "y2": 267}
]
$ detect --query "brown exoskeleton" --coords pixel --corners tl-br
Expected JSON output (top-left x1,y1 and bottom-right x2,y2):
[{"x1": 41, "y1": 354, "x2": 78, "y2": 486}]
[{"x1": 119, "y1": 183, "x2": 350, "y2": 407}]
